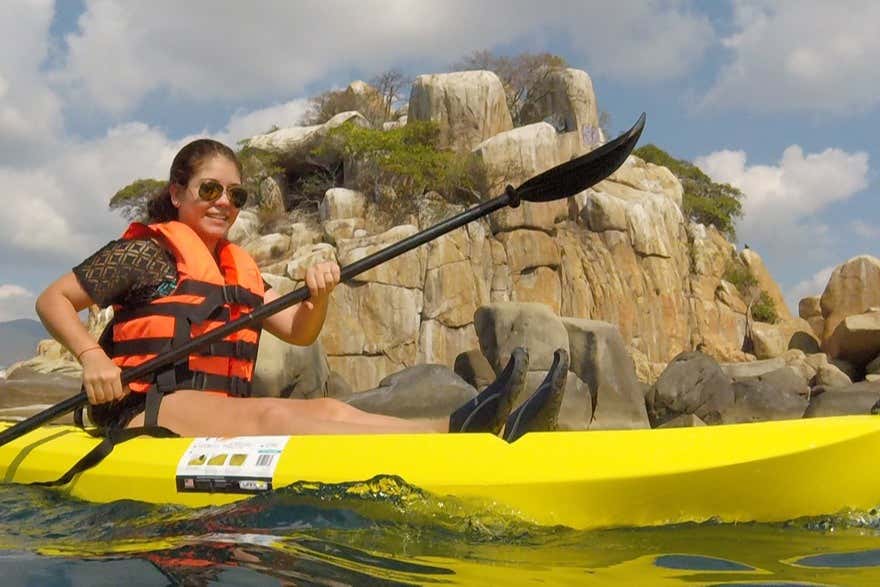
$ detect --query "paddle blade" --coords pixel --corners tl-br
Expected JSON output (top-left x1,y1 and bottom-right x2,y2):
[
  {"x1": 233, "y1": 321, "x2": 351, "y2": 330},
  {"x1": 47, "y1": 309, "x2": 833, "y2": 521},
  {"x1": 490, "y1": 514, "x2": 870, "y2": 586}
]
[{"x1": 514, "y1": 112, "x2": 646, "y2": 203}]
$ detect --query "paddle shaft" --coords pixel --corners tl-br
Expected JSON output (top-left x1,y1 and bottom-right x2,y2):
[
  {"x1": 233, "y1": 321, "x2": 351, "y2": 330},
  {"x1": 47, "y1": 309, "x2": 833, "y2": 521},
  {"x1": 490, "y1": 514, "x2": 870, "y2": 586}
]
[{"x1": 0, "y1": 192, "x2": 513, "y2": 446}]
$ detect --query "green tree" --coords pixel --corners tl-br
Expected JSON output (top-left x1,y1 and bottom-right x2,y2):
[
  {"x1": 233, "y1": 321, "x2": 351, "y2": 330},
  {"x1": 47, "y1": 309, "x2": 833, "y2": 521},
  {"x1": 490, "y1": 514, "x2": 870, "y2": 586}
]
[
  {"x1": 109, "y1": 178, "x2": 165, "y2": 221},
  {"x1": 634, "y1": 144, "x2": 743, "y2": 240}
]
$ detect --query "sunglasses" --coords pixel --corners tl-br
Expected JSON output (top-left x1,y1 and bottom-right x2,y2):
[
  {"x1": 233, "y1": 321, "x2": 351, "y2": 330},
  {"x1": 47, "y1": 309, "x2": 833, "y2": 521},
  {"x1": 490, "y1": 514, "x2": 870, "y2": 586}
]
[{"x1": 195, "y1": 179, "x2": 249, "y2": 208}]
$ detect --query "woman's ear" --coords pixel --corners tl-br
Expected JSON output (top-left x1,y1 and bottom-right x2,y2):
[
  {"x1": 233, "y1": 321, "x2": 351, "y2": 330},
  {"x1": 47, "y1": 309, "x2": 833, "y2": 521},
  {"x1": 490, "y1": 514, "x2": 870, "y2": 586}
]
[{"x1": 169, "y1": 183, "x2": 183, "y2": 208}]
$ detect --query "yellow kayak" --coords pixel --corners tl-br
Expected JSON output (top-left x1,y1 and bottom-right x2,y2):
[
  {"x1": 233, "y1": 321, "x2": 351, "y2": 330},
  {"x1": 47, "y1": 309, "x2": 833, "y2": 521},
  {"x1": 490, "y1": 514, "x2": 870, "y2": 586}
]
[{"x1": 2, "y1": 415, "x2": 880, "y2": 530}]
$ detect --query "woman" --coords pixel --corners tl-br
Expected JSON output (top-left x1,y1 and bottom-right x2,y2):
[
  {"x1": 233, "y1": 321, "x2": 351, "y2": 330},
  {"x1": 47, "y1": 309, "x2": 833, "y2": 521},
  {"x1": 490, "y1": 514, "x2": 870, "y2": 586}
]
[{"x1": 36, "y1": 139, "x2": 546, "y2": 438}]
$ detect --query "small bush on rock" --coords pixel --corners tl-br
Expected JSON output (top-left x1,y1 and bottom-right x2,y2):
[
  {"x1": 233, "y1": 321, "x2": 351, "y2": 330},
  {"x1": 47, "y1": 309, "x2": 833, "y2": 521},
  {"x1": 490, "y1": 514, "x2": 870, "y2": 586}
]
[
  {"x1": 751, "y1": 291, "x2": 779, "y2": 324},
  {"x1": 109, "y1": 178, "x2": 166, "y2": 221},
  {"x1": 723, "y1": 256, "x2": 779, "y2": 324},
  {"x1": 316, "y1": 120, "x2": 486, "y2": 224},
  {"x1": 634, "y1": 144, "x2": 743, "y2": 240}
]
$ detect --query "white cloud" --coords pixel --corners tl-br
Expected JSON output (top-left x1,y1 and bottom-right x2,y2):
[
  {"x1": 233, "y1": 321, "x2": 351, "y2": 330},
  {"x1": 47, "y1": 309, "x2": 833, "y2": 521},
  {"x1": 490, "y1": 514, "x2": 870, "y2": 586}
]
[
  {"x1": 567, "y1": 2, "x2": 713, "y2": 81},
  {"x1": 53, "y1": 1, "x2": 714, "y2": 116},
  {"x1": 216, "y1": 99, "x2": 311, "y2": 146},
  {"x1": 0, "y1": 284, "x2": 36, "y2": 321},
  {"x1": 0, "y1": 101, "x2": 311, "y2": 266},
  {"x1": 852, "y1": 220, "x2": 880, "y2": 240},
  {"x1": 787, "y1": 265, "x2": 834, "y2": 312},
  {"x1": 0, "y1": 0, "x2": 63, "y2": 164},
  {"x1": 0, "y1": 122, "x2": 182, "y2": 263},
  {"x1": 696, "y1": 145, "x2": 869, "y2": 270},
  {"x1": 703, "y1": 1, "x2": 880, "y2": 113}
]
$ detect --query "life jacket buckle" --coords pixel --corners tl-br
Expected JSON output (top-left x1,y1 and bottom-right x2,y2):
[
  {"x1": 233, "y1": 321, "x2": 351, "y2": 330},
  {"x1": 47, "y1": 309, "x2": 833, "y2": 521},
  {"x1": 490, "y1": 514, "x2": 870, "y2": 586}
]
[{"x1": 191, "y1": 371, "x2": 207, "y2": 391}]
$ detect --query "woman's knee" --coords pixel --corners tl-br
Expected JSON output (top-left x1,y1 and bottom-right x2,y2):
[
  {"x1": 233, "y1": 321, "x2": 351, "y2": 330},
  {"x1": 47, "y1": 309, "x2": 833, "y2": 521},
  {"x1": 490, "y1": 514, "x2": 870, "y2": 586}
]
[
  {"x1": 255, "y1": 401, "x2": 294, "y2": 435},
  {"x1": 310, "y1": 397, "x2": 353, "y2": 421}
]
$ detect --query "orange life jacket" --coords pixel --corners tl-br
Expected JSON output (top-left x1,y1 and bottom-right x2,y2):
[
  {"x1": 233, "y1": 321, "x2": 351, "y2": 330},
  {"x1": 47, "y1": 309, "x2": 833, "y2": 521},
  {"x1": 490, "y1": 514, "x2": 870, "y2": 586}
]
[{"x1": 98, "y1": 220, "x2": 264, "y2": 398}]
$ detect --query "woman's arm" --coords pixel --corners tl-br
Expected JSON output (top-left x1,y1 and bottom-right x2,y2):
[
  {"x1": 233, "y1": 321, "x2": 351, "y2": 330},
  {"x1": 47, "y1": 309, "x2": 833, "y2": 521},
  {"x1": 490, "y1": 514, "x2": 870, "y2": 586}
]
[
  {"x1": 262, "y1": 261, "x2": 341, "y2": 346},
  {"x1": 36, "y1": 272, "x2": 100, "y2": 358},
  {"x1": 35, "y1": 272, "x2": 124, "y2": 404}
]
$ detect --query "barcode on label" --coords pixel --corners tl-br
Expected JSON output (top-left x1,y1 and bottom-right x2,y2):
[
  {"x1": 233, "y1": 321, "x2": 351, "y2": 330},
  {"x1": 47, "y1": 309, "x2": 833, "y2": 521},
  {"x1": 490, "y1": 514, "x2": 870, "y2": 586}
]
[{"x1": 255, "y1": 454, "x2": 275, "y2": 467}]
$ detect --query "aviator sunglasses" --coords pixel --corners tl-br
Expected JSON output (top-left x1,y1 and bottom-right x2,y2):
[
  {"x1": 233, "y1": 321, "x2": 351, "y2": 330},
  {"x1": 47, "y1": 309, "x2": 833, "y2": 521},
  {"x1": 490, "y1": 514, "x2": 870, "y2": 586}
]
[{"x1": 194, "y1": 179, "x2": 249, "y2": 208}]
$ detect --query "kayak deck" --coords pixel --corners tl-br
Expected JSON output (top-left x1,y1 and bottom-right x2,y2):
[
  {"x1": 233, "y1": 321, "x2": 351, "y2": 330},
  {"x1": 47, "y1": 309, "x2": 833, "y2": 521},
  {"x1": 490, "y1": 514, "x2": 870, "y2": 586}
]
[{"x1": 2, "y1": 415, "x2": 880, "y2": 530}]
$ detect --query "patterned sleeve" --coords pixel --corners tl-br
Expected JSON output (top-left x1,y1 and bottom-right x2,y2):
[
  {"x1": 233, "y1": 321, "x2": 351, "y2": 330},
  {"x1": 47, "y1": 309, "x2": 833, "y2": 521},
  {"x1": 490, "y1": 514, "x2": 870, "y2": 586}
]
[{"x1": 72, "y1": 239, "x2": 177, "y2": 307}]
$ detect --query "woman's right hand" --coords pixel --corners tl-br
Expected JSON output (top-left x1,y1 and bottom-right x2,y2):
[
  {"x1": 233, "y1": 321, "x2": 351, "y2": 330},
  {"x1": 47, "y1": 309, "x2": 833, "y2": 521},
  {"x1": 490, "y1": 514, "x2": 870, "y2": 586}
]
[{"x1": 80, "y1": 349, "x2": 126, "y2": 404}]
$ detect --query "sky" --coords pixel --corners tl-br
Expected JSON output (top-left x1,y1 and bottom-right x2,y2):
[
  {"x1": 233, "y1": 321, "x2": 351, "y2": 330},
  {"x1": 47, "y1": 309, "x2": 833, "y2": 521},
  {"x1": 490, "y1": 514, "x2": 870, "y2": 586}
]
[{"x1": 0, "y1": 0, "x2": 877, "y2": 323}]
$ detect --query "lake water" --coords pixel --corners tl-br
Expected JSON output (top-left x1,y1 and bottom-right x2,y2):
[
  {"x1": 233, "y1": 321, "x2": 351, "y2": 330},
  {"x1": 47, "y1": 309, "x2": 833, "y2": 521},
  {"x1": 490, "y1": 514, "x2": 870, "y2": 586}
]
[{"x1": 2, "y1": 476, "x2": 880, "y2": 585}]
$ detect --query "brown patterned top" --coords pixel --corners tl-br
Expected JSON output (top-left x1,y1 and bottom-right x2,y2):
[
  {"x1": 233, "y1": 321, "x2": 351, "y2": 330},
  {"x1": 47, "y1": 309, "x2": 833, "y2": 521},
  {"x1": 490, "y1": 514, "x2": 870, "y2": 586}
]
[
  {"x1": 73, "y1": 239, "x2": 179, "y2": 307},
  {"x1": 73, "y1": 238, "x2": 271, "y2": 308}
]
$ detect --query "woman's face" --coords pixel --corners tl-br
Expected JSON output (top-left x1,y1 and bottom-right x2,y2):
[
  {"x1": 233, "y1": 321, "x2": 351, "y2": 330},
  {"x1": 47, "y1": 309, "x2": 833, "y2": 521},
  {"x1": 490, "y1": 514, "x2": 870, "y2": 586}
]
[{"x1": 172, "y1": 155, "x2": 242, "y2": 249}]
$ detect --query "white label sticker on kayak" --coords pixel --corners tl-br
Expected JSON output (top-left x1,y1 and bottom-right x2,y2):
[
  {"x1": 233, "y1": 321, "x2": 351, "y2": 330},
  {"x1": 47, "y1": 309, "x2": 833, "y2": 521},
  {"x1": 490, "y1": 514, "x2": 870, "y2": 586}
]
[{"x1": 175, "y1": 436, "x2": 289, "y2": 494}]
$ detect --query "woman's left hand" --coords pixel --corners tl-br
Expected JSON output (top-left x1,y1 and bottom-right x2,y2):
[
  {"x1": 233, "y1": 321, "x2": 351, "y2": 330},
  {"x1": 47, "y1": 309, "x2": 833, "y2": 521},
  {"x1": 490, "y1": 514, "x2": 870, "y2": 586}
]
[{"x1": 304, "y1": 261, "x2": 341, "y2": 307}]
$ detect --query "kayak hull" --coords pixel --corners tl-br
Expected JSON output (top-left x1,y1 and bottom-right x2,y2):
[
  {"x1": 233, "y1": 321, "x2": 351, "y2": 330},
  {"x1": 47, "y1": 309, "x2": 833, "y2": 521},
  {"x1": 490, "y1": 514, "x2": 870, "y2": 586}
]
[{"x1": 2, "y1": 415, "x2": 879, "y2": 530}]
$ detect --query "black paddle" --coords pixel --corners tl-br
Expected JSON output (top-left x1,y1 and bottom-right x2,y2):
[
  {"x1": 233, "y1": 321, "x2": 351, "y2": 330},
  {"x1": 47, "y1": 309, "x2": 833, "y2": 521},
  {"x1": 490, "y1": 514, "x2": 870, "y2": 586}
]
[{"x1": 0, "y1": 113, "x2": 645, "y2": 446}]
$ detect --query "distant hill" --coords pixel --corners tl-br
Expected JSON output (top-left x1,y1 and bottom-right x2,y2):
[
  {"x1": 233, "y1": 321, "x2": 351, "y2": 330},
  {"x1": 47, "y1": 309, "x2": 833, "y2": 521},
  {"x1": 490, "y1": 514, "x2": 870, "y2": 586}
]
[{"x1": 0, "y1": 319, "x2": 48, "y2": 367}]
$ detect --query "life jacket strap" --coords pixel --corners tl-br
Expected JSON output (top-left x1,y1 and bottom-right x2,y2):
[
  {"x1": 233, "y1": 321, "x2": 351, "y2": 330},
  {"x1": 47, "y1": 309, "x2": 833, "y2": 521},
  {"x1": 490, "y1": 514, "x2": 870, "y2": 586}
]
[
  {"x1": 146, "y1": 362, "x2": 252, "y2": 397},
  {"x1": 30, "y1": 426, "x2": 179, "y2": 487},
  {"x1": 109, "y1": 338, "x2": 259, "y2": 361}
]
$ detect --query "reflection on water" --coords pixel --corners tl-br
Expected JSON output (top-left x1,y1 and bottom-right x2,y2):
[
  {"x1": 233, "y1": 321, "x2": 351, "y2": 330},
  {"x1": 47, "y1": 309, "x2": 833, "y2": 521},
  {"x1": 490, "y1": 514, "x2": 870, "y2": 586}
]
[{"x1": 2, "y1": 476, "x2": 880, "y2": 585}]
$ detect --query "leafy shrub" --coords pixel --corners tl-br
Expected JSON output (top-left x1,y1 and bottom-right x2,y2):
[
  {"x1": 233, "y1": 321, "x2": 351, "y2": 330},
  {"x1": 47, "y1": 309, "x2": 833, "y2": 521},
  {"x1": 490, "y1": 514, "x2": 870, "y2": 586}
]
[
  {"x1": 109, "y1": 178, "x2": 165, "y2": 221},
  {"x1": 751, "y1": 291, "x2": 779, "y2": 324},
  {"x1": 316, "y1": 120, "x2": 485, "y2": 223},
  {"x1": 723, "y1": 256, "x2": 779, "y2": 323},
  {"x1": 722, "y1": 257, "x2": 758, "y2": 292},
  {"x1": 237, "y1": 145, "x2": 283, "y2": 198},
  {"x1": 634, "y1": 144, "x2": 743, "y2": 240}
]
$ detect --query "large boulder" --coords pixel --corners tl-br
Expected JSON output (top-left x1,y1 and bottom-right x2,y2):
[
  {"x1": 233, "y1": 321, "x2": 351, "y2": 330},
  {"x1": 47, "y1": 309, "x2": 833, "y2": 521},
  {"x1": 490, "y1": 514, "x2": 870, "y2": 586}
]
[
  {"x1": 453, "y1": 349, "x2": 497, "y2": 390},
  {"x1": 525, "y1": 67, "x2": 600, "y2": 152},
  {"x1": 251, "y1": 332, "x2": 329, "y2": 399},
  {"x1": 227, "y1": 209, "x2": 262, "y2": 245},
  {"x1": 607, "y1": 155, "x2": 684, "y2": 210},
  {"x1": 804, "y1": 381, "x2": 880, "y2": 417},
  {"x1": 820, "y1": 255, "x2": 880, "y2": 342},
  {"x1": 823, "y1": 310, "x2": 880, "y2": 369},
  {"x1": 320, "y1": 188, "x2": 366, "y2": 221},
  {"x1": 812, "y1": 361, "x2": 853, "y2": 389},
  {"x1": 343, "y1": 364, "x2": 476, "y2": 419},
  {"x1": 473, "y1": 122, "x2": 570, "y2": 232},
  {"x1": 799, "y1": 295, "x2": 824, "y2": 338},
  {"x1": 563, "y1": 318, "x2": 649, "y2": 429},
  {"x1": 244, "y1": 233, "x2": 292, "y2": 267},
  {"x1": 336, "y1": 225, "x2": 426, "y2": 287},
  {"x1": 408, "y1": 71, "x2": 513, "y2": 152},
  {"x1": 322, "y1": 281, "x2": 424, "y2": 389},
  {"x1": 721, "y1": 367, "x2": 809, "y2": 423},
  {"x1": 474, "y1": 302, "x2": 569, "y2": 373},
  {"x1": 749, "y1": 318, "x2": 820, "y2": 359},
  {"x1": 555, "y1": 371, "x2": 594, "y2": 431},
  {"x1": 285, "y1": 243, "x2": 338, "y2": 281},
  {"x1": 245, "y1": 111, "x2": 370, "y2": 172},
  {"x1": 648, "y1": 351, "x2": 734, "y2": 426},
  {"x1": 719, "y1": 356, "x2": 785, "y2": 379}
]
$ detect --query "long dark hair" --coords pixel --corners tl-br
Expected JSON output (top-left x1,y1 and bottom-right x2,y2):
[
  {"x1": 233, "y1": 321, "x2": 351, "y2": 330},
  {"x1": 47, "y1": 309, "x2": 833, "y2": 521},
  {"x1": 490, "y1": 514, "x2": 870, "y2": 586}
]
[{"x1": 147, "y1": 139, "x2": 244, "y2": 222}]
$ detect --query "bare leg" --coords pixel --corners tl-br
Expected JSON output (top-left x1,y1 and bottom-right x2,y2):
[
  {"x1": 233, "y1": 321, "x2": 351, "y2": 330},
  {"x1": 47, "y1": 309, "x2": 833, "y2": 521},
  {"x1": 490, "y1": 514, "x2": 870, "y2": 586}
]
[{"x1": 127, "y1": 391, "x2": 448, "y2": 436}]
